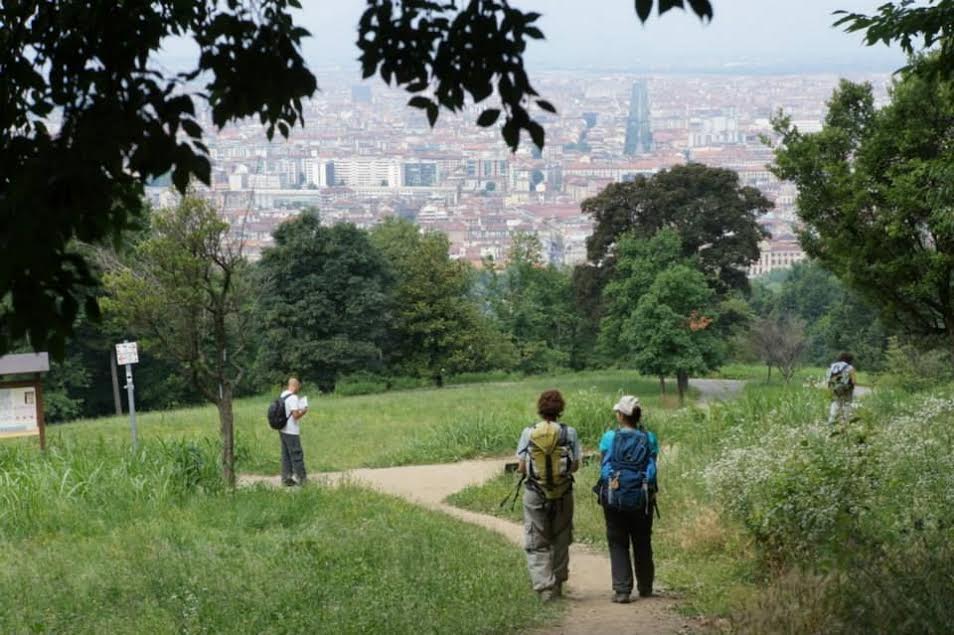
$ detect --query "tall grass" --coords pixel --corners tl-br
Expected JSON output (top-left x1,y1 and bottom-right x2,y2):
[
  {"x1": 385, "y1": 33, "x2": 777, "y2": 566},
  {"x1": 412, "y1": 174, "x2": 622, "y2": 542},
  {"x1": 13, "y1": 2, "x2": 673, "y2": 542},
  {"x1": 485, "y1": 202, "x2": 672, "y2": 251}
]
[
  {"x1": 0, "y1": 438, "x2": 559, "y2": 633},
  {"x1": 34, "y1": 370, "x2": 669, "y2": 473}
]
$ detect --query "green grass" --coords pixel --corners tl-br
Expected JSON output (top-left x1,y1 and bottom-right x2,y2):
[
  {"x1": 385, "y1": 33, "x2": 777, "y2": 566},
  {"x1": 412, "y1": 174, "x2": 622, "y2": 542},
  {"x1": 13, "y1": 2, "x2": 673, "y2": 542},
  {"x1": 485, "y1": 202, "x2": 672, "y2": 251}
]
[
  {"x1": 0, "y1": 440, "x2": 559, "y2": 634},
  {"x1": 2, "y1": 370, "x2": 679, "y2": 633},
  {"x1": 32, "y1": 370, "x2": 675, "y2": 474}
]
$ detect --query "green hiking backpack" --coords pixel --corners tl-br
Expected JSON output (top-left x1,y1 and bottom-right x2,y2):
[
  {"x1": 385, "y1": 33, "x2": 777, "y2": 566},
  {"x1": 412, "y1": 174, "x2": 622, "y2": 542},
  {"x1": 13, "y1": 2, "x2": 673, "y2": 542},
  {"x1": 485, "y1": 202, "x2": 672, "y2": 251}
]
[{"x1": 526, "y1": 421, "x2": 573, "y2": 500}]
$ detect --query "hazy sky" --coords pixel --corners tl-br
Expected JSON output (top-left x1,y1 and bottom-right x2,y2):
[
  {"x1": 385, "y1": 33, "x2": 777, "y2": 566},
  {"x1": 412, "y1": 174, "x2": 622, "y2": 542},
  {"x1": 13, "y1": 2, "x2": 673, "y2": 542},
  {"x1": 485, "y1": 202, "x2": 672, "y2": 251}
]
[{"x1": 162, "y1": 1, "x2": 907, "y2": 73}]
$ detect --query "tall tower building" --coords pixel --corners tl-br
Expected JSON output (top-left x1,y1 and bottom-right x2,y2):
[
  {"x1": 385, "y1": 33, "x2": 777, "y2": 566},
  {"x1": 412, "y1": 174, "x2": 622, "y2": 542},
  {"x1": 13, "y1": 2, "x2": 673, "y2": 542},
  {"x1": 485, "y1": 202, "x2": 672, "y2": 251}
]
[{"x1": 623, "y1": 80, "x2": 653, "y2": 156}]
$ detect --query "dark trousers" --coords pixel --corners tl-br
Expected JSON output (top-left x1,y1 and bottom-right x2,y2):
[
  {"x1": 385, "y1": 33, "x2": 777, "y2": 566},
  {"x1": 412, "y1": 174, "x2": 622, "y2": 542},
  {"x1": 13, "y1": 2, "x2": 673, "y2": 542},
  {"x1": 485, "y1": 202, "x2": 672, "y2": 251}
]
[
  {"x1": 279, "y1": 432, "x2": 307, "y2": 483},
  {"x1": 603, "y1": 505, "x2": 654, "y2": 595}
]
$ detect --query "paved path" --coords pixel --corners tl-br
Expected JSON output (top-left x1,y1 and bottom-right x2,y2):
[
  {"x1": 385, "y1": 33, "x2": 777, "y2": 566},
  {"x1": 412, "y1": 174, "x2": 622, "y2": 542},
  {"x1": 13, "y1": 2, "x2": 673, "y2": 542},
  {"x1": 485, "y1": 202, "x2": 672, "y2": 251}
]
[{"x1": 689, "y1": 378, "x2": 746, "y2": 403}]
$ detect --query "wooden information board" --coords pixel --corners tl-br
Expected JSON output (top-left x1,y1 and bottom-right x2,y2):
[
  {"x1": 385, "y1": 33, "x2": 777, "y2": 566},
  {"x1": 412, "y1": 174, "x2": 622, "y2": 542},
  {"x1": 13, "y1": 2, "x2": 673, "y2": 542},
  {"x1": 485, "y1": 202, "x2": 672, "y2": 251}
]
[{"x1": 0, "y1": 354, "x2": 49, "y2": 449}]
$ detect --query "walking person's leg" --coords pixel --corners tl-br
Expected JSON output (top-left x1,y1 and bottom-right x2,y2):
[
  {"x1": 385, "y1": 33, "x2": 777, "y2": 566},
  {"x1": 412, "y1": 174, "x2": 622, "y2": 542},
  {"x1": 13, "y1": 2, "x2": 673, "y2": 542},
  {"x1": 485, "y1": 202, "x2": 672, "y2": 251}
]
[
  {"x1": 550, "y1": 493, "x2": 574, "y2": 596},
  {"x1": 632, "y1": 509, "x2": 655, "y2": 597},
  {"x1": 603, "y1": 506, "x2": 635, "y2": 601},
  {"x1": 279, "y1": 433, "x2": 294, "y2": 485},
  {"x1": 828, "y1": 399, "x2": 840, "y2": 425},
  {"x1": 523, "y1": 488, "x2": 557, "y2": 597}
]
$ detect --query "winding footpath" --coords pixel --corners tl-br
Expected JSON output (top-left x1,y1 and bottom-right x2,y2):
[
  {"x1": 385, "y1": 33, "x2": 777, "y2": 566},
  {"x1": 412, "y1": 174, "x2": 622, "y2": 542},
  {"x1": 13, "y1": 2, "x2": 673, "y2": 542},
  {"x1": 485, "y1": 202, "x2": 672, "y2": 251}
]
[{"x1": 239, "y1": 379, "x2": 745, "y2": 634}]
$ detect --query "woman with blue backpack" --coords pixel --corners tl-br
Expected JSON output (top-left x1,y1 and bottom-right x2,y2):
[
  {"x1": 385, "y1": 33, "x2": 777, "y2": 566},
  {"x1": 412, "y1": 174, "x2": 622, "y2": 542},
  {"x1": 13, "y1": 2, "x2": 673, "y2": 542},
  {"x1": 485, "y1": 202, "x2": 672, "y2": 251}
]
[{"x1": 595, "y1": 395, "x2": 658, "y2": 603}]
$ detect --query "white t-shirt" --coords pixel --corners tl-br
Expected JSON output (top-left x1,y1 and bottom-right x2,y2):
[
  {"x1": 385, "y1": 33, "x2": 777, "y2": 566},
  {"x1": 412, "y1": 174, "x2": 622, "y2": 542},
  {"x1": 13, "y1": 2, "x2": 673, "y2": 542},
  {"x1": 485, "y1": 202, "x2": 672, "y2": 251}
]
[{"x1": 280, "y1": 390, "x2": 302, "y2": 435}]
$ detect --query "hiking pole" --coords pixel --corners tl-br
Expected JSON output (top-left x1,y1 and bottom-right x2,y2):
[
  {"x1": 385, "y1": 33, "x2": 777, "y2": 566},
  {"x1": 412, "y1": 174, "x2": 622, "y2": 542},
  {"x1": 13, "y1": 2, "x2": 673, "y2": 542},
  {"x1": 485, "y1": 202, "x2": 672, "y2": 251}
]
[{"x1": 499, "y1": 475, "x2": 526, "y2": 511}]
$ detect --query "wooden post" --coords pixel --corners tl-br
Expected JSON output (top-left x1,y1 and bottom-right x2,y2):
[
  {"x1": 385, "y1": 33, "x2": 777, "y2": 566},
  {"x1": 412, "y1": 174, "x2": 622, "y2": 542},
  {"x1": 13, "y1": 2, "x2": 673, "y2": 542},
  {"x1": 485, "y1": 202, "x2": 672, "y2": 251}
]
[
  {"x1": 110, "y1": 349, "x2": 123, "y2": 415},
  {"x1": 35, "y1": 373, "x2": 46, "y2": 451}
]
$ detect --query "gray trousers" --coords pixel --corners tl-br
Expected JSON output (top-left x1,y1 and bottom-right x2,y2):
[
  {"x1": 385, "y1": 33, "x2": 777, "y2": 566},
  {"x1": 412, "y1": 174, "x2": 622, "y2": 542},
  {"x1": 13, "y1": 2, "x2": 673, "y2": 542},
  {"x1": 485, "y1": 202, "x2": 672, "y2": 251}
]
[
  {"x1": 279, "y1": 432, "x2": 307, "y2": 483},
  {"x1": 828, "y1": 396, "x2": 853, "y2": 425},
  {"x1": 522, "y1": 487, "x2": 574, "y2": 592}
]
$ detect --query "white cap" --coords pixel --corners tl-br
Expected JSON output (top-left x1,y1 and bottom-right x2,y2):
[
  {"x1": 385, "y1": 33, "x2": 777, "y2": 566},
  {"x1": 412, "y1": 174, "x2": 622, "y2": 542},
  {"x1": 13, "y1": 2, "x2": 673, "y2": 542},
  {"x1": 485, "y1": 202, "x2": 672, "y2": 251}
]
[{"x1": 613, "y1": 395, "x2": 640, "y2": 416}]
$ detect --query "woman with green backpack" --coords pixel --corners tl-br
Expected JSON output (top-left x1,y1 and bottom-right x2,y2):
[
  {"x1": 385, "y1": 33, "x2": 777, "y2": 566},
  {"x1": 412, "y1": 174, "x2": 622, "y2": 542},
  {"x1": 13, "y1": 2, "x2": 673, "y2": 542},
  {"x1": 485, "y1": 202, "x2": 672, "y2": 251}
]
[
  {"x1": 514, "y1": 390, "x2": 582, "y2": 602},
  {"x1": 594, "y1": 395, "x2": 658, "y2": 604}
]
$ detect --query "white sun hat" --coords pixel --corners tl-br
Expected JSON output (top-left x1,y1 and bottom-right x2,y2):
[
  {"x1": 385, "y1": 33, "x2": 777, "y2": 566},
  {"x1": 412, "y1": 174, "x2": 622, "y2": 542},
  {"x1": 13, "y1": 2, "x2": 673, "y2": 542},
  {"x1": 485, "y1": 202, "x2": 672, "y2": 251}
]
[{"x1": 612, "y1": 395, "x2": 640, "y2": 416}]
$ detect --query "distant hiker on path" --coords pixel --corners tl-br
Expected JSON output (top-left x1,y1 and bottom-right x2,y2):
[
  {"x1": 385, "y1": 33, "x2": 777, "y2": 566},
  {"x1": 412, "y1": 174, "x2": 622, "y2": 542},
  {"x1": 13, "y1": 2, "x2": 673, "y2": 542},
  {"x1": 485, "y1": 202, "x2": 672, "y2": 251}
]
[
  {"x1": 826, "y1": 353, "x2": 857, "y2": 425},
  {"x1": 516, "y1": 390, "x2": 582, "y2": 602},
  {"x1": 595, "y1": 395, "x2": 657, "y2": 603},
  {"x1": 278, "y1": 377, "x2": 309, "y2": 486}
]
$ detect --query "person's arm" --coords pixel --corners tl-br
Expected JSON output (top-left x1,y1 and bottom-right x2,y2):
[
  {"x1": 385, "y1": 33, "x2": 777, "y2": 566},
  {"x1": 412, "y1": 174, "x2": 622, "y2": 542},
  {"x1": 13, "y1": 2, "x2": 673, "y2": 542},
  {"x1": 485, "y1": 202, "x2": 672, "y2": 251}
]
[
  {"x1": 850, "y1": 368, "x2": 858, "y2": 387},
  {"x1": 516, "y1": 429, "x2": 529, "y2": 474},
  {"x1": 570, "y1": 430, "x2": 582, "y2": 473},
  {"x1": 288, "y1": 395, "x2": 306, "y2": 420}
]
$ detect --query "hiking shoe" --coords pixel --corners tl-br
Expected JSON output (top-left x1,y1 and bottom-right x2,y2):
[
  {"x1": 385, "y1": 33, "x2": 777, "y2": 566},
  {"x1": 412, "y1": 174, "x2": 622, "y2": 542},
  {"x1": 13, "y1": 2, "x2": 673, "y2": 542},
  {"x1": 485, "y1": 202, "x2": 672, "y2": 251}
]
[
  {"x1": 638, "y1": 589, "x2": 653, "y2": 598},
  {"x1": 611, "y1": 592, "x2": 632, "y2": 604},
  {"x1": 281, "y1": 479, "x2": 296, "y2": 487}
]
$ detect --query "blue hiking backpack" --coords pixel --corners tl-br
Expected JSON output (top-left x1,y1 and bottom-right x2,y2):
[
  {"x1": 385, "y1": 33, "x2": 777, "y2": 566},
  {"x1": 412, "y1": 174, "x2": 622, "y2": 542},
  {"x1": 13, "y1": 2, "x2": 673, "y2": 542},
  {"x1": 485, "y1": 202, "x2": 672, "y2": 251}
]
[{"x1": 603, "y1": 430, "x2": 652, "y2": 512}]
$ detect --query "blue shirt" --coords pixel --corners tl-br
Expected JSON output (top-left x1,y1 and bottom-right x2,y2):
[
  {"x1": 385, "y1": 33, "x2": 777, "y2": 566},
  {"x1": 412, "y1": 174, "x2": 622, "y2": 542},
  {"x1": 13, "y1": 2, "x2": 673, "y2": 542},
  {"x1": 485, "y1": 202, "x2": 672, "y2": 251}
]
[{"x1": 598, "y1": 428, "x2": 658, "y2": 481}]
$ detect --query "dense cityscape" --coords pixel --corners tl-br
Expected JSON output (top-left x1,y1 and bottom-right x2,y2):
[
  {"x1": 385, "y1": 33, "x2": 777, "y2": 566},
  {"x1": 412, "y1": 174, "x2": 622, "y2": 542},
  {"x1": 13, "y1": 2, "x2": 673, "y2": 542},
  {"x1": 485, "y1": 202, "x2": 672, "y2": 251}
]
[{"x1": 146, "y1": 69, "x2": 890, "y2": 275}]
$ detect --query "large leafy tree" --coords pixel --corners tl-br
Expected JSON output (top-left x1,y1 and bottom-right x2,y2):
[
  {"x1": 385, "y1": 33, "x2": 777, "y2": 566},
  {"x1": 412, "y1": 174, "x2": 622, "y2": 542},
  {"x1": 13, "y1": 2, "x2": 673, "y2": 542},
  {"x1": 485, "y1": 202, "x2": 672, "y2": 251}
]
[
  {"x1": 371, "y1": 218, "x2": 514, "y2": 384},
  {"x1": 600, "y1": 230, "x2": 727, "y2": 396},
  {"x1": 625, "y1": 264, "x2": 724, "y2": 403},
  {"x1": 582, "y1": 163, "x2": 772, "y2": 294},
  {"x1": 771, "y1": 69, "x2": 954, "y2": 360},
  {"x1": 1, "y1": 0, "x2": 712, "y2": 358},
  {"x1": 255, "y1": 211, "x2": 394, "y2": 393},
  {"x1": 104, "y1": 196, "x2": 252, "y2": 486},
  {"x1": 483, "y1": 233, "x2": 581, "y2": 372}
]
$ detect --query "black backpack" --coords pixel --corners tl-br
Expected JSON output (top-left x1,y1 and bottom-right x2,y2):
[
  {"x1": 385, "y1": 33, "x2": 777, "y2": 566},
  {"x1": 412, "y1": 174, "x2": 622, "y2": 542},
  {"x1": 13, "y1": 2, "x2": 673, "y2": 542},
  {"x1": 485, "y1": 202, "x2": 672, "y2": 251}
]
[{"x1": 266, "y1": 393, "x2": 291, "y2": 430}]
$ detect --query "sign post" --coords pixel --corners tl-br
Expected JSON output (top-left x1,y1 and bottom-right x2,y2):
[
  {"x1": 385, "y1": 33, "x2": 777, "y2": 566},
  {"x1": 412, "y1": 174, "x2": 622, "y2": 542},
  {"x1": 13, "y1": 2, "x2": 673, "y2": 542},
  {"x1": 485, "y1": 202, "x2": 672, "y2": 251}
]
[{"x1": 115, "y1": 341, "x2": 140, "y2": 450}]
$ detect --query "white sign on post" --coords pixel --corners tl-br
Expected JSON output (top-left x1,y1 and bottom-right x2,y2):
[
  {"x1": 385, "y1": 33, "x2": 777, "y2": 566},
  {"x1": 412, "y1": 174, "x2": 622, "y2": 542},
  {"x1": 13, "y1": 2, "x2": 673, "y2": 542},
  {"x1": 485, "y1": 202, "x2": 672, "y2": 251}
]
[
  {"x1": 116, "y1": 341, "x2": 139, "y2": 449},
  {"x1": 116, "y1": 341, "x2": 139, "y2": 366}
]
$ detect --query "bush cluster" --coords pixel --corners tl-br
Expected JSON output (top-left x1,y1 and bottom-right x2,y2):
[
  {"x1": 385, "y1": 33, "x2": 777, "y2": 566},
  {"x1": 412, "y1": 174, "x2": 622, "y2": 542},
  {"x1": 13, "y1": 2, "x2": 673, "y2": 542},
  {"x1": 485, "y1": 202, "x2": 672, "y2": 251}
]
[{"x1": 704, "y1": 385, "x2": 954, "y2": 632}]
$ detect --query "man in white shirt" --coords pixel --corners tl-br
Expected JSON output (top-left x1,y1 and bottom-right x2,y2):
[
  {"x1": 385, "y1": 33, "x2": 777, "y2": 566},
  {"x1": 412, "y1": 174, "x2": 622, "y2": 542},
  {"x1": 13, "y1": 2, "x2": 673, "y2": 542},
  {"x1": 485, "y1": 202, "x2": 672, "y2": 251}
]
[{"x1": 280, "y1": 377, "x2": 309, "y2": 486}]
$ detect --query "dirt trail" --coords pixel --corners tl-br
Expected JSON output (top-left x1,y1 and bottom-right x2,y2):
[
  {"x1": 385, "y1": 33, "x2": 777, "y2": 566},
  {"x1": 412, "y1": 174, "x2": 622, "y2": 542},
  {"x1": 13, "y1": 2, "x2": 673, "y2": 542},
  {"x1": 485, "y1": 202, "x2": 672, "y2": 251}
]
[
  {"x1": 239, "y1": 379, "x2": 754, "y2": 633},
  {"x1": 241, "y1": 459, "x2": 695, "y2": 634}
]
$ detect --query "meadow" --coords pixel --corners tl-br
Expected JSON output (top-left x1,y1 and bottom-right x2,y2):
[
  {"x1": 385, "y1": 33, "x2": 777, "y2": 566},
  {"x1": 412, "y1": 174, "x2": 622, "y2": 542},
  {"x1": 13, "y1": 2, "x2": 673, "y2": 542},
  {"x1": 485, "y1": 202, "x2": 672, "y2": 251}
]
[
  {"x1": 1, "y1": 369, "x2": 669, "y2": 634},
  {"x1": 5, "y1": 367, "x2": 950, "y2": 633},
  {"x1": 32, "y1": 370, "x2": 675, "y2": 472},
  {"x1": 0, "y1": 437, "x2": 557, "y2": 633}
]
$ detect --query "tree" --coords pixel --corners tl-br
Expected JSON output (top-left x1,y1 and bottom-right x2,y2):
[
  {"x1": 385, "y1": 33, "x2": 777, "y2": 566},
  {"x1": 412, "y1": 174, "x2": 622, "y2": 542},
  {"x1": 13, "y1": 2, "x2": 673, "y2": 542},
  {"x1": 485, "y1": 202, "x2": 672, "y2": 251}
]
[
  {"x1": 598, "y1": 230, "x2": 686, "y2": 389},
  {"x1": 624, "y1": 265, "x2": 724, "y2": 403},
  {"x1": 371, "y1": 218, "x2": 514, "y2": 384},
  {"x1": 104, "y1": 196, "x2": 251, "y2": 486},
  {"x1": 749, "y1": 316, "x2": 807, "y2": 384},
  {"x1": 483, "y1": 233, "x2": 581, "y2": 373},
  {"x1": 255, "y1": 211, "x2": 394, "y2": 393},
  {"x1": 582, "y1": 163, "x2": 772, "y2": 294},
  {"x1": 2, "y1": 0, "x2": 712, "y2": 357},
  {"x1": 773, "y1": 261, "x2": 887, "y2": 368},
  {"x1": 836, "y1": 2, "x2": 954, "y2": 79},
  {"x1": 771, "y1": 70, "x2": 954, "y2": 360},
  {"x1": 2, "y1": 1, "x2": 315, "y2": 359}
]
